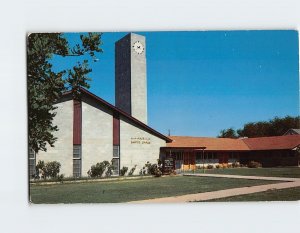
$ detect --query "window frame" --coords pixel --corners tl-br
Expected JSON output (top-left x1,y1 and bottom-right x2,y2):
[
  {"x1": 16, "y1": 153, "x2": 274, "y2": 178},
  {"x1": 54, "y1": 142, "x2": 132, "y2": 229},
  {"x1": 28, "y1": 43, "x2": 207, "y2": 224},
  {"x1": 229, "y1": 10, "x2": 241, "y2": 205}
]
[
  {"x1": 73, "y1": 145, "x2": 82, "y2": 177},
  {"x1": 111, "y1": 158, "x2": 120, "y2": 176},
  {"x1": 113, "y1": 145, "x2": 120, "y2": 158},
  {"x1": 29, "y1": 149, "x2": 36, "y2": 177}
]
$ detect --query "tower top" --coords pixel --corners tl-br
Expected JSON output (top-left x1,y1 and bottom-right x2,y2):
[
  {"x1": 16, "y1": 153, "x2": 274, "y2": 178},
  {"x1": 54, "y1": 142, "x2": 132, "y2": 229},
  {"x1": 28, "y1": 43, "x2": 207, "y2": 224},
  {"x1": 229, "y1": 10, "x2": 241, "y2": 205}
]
[{"x1": 115, "y1": 33, "x2": 148, "y2": 124}]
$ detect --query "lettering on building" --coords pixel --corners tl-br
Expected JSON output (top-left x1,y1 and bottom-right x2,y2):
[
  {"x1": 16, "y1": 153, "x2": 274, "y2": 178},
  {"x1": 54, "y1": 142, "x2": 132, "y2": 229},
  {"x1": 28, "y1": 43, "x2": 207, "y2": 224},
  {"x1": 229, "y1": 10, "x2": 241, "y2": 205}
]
[{"x1": 131, "y1": 137, "x2": 151, "y2": 144}]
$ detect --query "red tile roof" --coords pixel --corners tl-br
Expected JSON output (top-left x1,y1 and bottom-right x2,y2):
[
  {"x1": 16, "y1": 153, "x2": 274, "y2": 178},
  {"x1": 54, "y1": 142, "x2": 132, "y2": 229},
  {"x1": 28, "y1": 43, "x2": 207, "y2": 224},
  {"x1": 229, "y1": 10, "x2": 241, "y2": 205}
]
[
  {"x1": 243, "y1": 135, "x2": 300, "y2": 151},
  {"x1": 165, "y1": 136, "x2": 250, "y2": 151},
  {"x1": 165, "y1": 135, "x2": 300, "y2": 151}
]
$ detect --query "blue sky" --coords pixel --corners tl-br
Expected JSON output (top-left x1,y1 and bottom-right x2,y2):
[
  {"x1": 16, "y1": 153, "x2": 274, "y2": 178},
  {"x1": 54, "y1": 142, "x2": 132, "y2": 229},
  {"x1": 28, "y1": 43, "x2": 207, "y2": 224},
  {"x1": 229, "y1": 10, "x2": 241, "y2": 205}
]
[{"x1": 52, "y1": 30, "x2": 299, "y2": 137}]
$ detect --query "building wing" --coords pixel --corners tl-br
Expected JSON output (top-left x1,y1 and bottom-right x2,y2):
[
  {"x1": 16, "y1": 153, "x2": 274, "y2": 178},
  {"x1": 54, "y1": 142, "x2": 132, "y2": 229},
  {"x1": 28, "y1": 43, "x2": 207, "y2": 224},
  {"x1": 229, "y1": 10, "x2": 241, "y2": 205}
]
[
  {"x1": 165, "y1": 136, "x2": 250, "y2": 151},
  {"x1": 165, "y1": 135, "x2": 300, "y2": 151},
  {"x1": 242, "y1": 135, "x2": 300, "y2": 151}
]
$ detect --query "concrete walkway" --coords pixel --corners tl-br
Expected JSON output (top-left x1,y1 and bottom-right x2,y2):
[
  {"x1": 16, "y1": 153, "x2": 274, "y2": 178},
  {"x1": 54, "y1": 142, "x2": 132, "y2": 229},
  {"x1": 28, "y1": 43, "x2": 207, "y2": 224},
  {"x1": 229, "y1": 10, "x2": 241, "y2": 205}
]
[
  {"x1": 183, "y1": 173, "x2": 300, "y2": 182},
  {"x1": 129, "y1": 174, "x2": 300, "y2": 203}
]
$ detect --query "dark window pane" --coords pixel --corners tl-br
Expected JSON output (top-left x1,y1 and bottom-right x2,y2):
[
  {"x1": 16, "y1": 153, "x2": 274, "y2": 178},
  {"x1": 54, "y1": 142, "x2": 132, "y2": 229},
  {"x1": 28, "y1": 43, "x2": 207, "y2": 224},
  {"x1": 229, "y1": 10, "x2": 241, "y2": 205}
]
[
  {"x1": 113, "y1": 145, "x2": 120, "y2": 158},
  {"x1": 73, "y1": 145, "x2": 81, "y2": 159},
  {"x1": 29, "y1": 159, "x2": 36, "y2": 177},
  {"x1": 111, "y1": 158, "x2": 119, "y2": 175},
  {"x1": 73, "y1": 159, "x2": 81, "y2": 177}
]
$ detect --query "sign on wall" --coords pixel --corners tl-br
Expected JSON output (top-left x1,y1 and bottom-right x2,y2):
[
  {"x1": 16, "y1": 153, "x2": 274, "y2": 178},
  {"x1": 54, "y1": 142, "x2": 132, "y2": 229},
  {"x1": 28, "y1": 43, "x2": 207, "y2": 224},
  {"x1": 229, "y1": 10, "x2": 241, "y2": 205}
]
[{"x1": 131, "y1": 137, "x2": 151, "y2": 144}]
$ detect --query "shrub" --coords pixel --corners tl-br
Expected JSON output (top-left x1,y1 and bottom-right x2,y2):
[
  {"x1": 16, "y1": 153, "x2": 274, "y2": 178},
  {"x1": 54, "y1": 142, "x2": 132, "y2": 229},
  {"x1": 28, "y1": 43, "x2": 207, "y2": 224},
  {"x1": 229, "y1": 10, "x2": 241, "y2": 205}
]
[
  {"x1": 144, "y1": 161, "x2": 152, "y2": 174},
  {"x1": 248, "y1": 161, "x2": 262, "y2": 168},
  {"x1": 170, "y1": 170, "x2": 177, "y2": 175},
  {"x1": 232, "y1": 162, "x2": 240, "y2": 168},
  {"x1": 57, "y1": 174, "x2": 64, "y2": 182},
  {"x1": 144, "y1": 161, "x2": 162, "y2": 177},
  {"x1": 120, "y1": 166, "x2": 128, "y2": 176},
  {"x1": 44, "y1": 161, "x2": 61, "y2": 178},
  {"x1": 87, "y1": 160, "x2": 110, "y2": 178},
  {"x1": 207, "y1": 164, "x2": 214, "y2": 169},
  {"x1": 216, "y1": 164, "x2": 223, "y2": 169},
  {"x1": 139, "y1": 166, "x2": 147, "y2": 176},
  {"x1": 128, "y1": 165, "x2": 137, "y2": 176},
  {"x1": 105, "y1": 164, "x2": 114, "y2": 177},
  {"x1": 35, "y1": 160, "x2": 61, "y2": 179}
]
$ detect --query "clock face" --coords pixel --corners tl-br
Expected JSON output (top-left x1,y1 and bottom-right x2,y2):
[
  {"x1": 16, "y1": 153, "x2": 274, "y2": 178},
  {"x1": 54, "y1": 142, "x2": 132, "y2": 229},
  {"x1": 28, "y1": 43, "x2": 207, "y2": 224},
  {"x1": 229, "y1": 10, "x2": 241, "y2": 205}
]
[{"x1": 132, "y1": 41, "x2": 144, "y2": 54}]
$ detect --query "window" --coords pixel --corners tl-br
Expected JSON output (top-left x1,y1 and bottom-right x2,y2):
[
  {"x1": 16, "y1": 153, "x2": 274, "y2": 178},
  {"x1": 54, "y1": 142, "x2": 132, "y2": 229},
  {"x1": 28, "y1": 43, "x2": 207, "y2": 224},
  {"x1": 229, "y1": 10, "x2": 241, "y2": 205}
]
[
  {"x1": 175, "y1": 152, "x2": 183, "y2": 160},
  {"x1": 112, "y1": 145, "x2": 120, "y2": 175},
  {"x1": 111, "y1": 158, "x2": 119, "y2": 176},
  {"x1": 29, "y1": 149, "x2": 36, "y2": 178},
  {"x1": 73, "y1": 145, "x2": 81, "y2": 177},
  {"x1": 113, "y1": 145, "x2": 120, "y2": 158},
  {"x1": 207, "y1": 152, "x2": 212, "y2": 159},
  {"x1": 196, "y1": 152, "x2": 202, "y2": 160}
]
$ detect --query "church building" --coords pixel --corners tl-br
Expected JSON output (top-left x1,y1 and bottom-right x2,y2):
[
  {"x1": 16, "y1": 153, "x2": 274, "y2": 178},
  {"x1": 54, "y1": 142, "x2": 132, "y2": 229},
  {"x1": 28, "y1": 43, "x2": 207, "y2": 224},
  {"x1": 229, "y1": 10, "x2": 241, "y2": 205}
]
[
  {"x1": 31, "y1": 33, "x2": 171, "y2": 177},
  {"x1": 29, "y1": 33, "x2": 300, "y2": 178}
]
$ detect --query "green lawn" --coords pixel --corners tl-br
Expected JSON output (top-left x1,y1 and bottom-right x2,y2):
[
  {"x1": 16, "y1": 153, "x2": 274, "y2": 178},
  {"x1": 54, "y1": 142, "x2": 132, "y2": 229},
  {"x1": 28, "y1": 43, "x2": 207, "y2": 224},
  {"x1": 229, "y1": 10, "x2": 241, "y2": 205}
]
[
  {"x1": 189, "y1": 167, "x2": 300, "y2": 178},
  {"x1": 30, "y1": 176, "x2": 280, "y2": 203},
  {"x1": 206, "y1": 187, "x2": 300, "y2": 201}
]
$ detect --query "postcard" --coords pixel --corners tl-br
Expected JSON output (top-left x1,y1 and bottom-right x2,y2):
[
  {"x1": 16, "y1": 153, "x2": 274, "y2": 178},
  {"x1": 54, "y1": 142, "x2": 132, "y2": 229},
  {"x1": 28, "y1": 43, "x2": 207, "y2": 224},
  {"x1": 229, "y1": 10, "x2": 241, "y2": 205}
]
[{"x1": 28, "y1": 31, "x2": 300, "y2": 203}]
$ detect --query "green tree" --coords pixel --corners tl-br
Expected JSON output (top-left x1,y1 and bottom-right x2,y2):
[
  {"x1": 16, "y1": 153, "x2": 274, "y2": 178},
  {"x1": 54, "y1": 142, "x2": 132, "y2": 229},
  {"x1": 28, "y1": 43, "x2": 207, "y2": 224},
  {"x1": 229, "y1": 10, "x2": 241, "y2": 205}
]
[
  {"x1": 217, "y1": 127, "x2": 238, "y2": 138},
  {"x1": 218, "y1": 116, "x2": 299, "y2": 138},
  {"x1": 268, "y1": 116, "x2": 299, "y2": 136},
  {"x1": 237, "y1": 121, "x2": 271, "y2": 137},
  {"x1": 27, "y1": 33, "x2": 103, "y2": 153},
  {"x1": 237, "y1": 116, "x2": 299, "y2": 137}
]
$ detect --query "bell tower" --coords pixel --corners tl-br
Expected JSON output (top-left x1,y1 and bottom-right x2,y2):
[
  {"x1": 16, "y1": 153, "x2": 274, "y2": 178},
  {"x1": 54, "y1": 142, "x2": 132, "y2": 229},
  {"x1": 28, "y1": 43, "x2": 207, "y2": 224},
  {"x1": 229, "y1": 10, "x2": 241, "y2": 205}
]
[{"x1": 115, "y1": 33, "x2": 147, "y2": 124}]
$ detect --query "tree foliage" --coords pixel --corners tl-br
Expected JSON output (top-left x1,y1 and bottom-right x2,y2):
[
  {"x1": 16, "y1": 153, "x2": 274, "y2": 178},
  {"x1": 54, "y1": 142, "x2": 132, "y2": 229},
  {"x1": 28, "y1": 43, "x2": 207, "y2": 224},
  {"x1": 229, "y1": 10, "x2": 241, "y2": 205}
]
[
  {"x1": 218, "y1": 116, "x2": 299, "y2": 138},
  {"x1": 217, "y1": 127, "x2": 238, "y2": 138},
  {"x1": 27, "y1": 33, "x2": 103, "y2": 153}
]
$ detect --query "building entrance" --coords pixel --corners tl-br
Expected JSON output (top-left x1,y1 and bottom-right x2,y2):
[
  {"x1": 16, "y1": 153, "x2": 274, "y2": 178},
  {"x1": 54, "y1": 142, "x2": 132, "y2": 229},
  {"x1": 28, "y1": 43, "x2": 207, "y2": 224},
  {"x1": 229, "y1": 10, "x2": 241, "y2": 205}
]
[{"x1": 183, "y1": 151, "x2": 196, "y2": 170}]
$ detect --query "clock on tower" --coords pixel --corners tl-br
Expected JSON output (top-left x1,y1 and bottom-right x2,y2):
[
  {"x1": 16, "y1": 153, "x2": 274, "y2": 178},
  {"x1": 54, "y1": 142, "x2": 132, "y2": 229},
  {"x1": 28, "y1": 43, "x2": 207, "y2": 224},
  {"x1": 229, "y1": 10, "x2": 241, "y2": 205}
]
[{"x1": 132, "y1": 41, "x2": 144, "y2": 54}]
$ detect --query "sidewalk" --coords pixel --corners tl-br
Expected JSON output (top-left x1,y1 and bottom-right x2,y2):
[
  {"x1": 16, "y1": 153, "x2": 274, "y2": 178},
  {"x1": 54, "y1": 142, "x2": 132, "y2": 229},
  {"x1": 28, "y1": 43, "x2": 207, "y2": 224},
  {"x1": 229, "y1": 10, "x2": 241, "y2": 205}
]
[
  {"x1": 129, "y1": 174, "x2": 300, "y2": 203},
  {"x1": 183, "y1": 173, "x2": 300, "y2": 182}
]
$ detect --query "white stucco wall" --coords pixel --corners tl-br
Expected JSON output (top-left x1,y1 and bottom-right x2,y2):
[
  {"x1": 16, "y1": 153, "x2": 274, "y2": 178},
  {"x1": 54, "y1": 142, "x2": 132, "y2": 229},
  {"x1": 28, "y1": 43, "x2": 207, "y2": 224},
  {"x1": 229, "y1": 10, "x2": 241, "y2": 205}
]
[
  {"x1": 35, "y1": 98, "x2": 167, "y2": 178},
  {"x1": 36, "y1": 100, "x2": 73, "y2": 177},
  {"x1": 81, "y1": 101, "x2": 113, "y2": 176},
  {"x1": 119, "y1": 116, "x2": 166, "y2": 175}
]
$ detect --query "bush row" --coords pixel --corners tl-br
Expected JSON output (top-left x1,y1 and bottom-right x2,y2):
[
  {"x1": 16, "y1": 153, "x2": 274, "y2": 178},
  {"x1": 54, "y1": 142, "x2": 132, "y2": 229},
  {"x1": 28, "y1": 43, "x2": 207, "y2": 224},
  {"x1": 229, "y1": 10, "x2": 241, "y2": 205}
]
[
  {"x1": 196, "y1": 161, "x2": 262, "y2": 169},
  {"x1": 32, "y1": 158, "x2": 167, "y2": 181},
  {"x1": 33, "y1": 159, "x2": 262, "y2": 181},
  {"x1": 87, "y1": 160, "x2": 140, "y2": 178}
]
